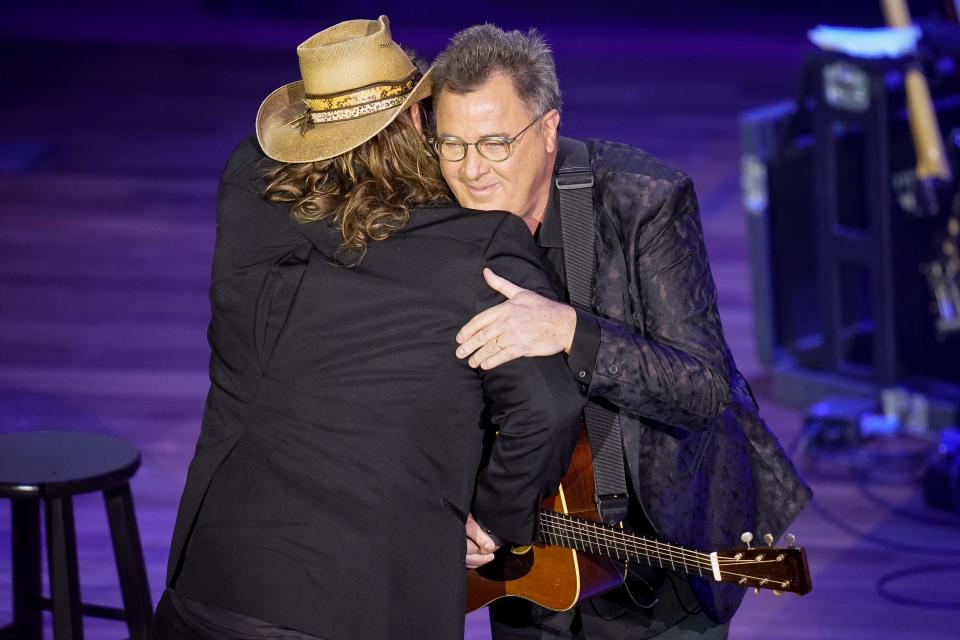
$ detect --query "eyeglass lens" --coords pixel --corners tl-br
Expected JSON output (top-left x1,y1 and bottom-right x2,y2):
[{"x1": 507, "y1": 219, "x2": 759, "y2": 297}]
[{"x1": 438, "y1": 139, "x2": 511, "y2": 162}]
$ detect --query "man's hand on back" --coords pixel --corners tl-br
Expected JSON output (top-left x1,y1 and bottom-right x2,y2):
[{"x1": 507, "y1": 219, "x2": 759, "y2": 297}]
[{"x1": 456, "y1": 268, "x2": 577, "y2": 370}]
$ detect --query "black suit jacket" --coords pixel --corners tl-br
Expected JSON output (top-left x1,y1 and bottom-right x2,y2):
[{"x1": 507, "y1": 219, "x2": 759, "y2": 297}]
[
  {"x1": 557, "y1": 138, "x2": 811, "y2": 622},
  {"x1": 164, "y1": 138, "x2": 583, "y2": 640}
]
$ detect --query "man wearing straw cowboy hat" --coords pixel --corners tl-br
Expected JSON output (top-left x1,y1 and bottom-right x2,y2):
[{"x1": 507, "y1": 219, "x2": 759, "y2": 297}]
[
  {"x1": 433, "y1": 24, "x2": 811, "y2": 640},
  {"x1": 152, "y1": 16, "x2": 582, "y2": 640}
]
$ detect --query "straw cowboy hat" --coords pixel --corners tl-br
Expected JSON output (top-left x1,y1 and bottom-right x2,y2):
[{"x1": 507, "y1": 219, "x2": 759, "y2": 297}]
[{"x1": 256, "y1": 16, "x2": 432, "y2": 163}]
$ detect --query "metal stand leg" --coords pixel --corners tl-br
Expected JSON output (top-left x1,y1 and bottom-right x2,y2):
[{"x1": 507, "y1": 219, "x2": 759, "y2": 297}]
[
  {"x1": 104, "y1": 484, "x2": 153, "y2": 640},
  {"x1": 46, "y1": 496, "x2": 84, "y2": 640},
  {"x1": 11, "y1": 499, "x2": 42, "y2": 639}
]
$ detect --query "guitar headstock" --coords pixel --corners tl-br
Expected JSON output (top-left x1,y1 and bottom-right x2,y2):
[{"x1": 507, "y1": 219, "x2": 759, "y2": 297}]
[{"x1": 715, "y1": 532, "x2": 812, "y2": 596}]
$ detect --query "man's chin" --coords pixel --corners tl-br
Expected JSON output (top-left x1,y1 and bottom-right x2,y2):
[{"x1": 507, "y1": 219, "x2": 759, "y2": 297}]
[{"x1": 457, "y1": 196, "x2": 502, "y2": 212}]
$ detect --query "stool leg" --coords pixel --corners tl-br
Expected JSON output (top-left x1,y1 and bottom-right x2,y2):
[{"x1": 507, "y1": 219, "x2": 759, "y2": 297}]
[
  {"x1": 45, "y1": 496, "x2": 84, "y2": 640},
  {"x1": 104, "y1": 483, "x2": 153, "y2": 640},
  {"x1": 11, "y1": 499, "x2": 42, "y2": 639}
]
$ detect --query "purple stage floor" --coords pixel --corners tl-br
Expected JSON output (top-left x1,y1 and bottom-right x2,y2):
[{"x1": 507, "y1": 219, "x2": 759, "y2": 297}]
[{"x1": 1, "y1": 5, "x2": 958, "y2": 639}]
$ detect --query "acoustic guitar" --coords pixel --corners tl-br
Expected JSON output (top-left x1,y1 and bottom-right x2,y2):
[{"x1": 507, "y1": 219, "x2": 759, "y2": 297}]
[{"x1": 466, "y1": 427, "x2": 812, "y2": 612}]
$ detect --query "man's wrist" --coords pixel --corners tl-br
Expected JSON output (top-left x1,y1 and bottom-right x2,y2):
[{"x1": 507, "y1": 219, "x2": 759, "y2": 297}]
[
  {"x1": 561, "y1": 304, "x2": 578, "y2": 354},
  {"x1": 567, "y1": 309, "x2": 601, "y2": 387}
]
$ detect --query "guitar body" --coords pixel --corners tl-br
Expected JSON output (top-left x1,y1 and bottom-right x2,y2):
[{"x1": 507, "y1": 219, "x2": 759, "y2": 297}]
[
  {"x1": 466, "y1": 427, "x2": 625, "y2": 612},
  {"x1": 467, "y1": 428, "x2": 813, "y2": 613}
]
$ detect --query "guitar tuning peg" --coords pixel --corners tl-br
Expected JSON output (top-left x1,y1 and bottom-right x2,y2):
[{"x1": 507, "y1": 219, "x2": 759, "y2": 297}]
[
  {"x1": 753, "y1": 587, "x2": 761, "y2": 595},
  {"x1": 784, "y1": 533, "x2": 797, "y2": 547},
  {"x1": 740, "y1": 531, "x2": 754, "y2": 549},
  {"x1": 773, "y1": 590, "x2": 783, "y2": 597},
  {"x1": 762, "y1": 533, "x2": 774, "y2": 546}
]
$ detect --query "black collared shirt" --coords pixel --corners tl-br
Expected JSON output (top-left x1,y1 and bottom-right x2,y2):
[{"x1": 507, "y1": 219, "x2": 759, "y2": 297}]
[{"x1": 533, "y1": 185, "x2": 601, "y2": 388}]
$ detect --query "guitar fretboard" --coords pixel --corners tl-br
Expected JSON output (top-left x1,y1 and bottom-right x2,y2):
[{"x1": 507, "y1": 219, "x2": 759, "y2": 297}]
[{"x1": 536, "y1": 510, "x2": 716, "y2": 578}]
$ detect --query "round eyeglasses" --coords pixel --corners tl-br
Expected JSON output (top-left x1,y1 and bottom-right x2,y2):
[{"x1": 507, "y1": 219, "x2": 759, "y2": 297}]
[{"x1": 430, "y1": 113, "x2": 544, "y2": 163}]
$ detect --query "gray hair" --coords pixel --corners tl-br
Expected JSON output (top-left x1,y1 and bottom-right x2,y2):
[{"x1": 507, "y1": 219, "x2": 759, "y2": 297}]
[{"x1": 431, "y1": 24, "x2": 562, "y2": 117}]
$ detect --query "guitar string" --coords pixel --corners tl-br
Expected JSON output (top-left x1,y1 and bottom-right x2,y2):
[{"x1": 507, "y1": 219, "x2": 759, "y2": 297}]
[
  {"x1": 537, "y1": 514, "x2": 793, "y2": 584},
  {"x1": 539, "y1": 516, "x2": 788, "y2": 572},
  {"x1": 538, "y1": 511, "x2": 784, "y2": 566},
  {"x1": 542, "y1": 514, "x2": 709, "y2": 564},
  {"x1": 538, "y1": 519, "x2": 711, "y2": 575},
  {"x1": 537, "y1": 512, "x2": 713, "y2": 571},
  {"x1": 538, "y1": 512, "x2": 714, "y2": 566},
  {"x1": 538, "y1": 513, "x2": 790, "y2": 570},
  {"x1": 537, "y1": 514, "x2": 791, "y2": 587}
]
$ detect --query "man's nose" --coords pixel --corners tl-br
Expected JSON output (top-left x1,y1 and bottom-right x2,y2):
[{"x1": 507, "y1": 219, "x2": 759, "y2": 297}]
[{"x1": 460, "y1": 145, "x2": 489, "y2": 181}]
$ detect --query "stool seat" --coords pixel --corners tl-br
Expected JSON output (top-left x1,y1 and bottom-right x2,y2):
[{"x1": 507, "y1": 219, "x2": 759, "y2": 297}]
[
  {"x1": 0, "y1": 431, "x2": 140, "y2": 499},
  {"x1": 0, "y1": 430, "x2": 151, "y2": 640}
]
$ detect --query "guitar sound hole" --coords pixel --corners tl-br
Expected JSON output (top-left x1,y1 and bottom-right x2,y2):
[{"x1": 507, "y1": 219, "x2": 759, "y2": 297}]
[{"x1": 475, "y1": 547, "x2": 535, "y2": 581}]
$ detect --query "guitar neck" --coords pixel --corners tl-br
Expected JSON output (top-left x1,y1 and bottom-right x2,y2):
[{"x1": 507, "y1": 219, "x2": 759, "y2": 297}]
[
  {"x1": 536, "y1": 510, "x2": 809, "y2": 594},
  {"x1": 537, "y1": 510, "x2": 716, "y2": 580}
]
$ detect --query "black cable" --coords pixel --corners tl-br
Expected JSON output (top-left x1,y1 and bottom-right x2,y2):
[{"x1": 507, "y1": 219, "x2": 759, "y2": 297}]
[
  {"x1": 876, "y1": 563, "x2": 960, "y2": 610},
  {"x1": 856, "y1": 474, "x2": 960, "y2": 528},
  {"x1": 794, "y1": 420, "x2": 960, "y2": 555},
  {"x1": 808, "y1": 491, "x2": 960, "y2": 557},
  {"x1": 796, "y1": 429, "x2": 934, "y2": 481},
  {"x1": 622, "y1": 575, "x2": 709, "y2": 640},
  {"x1": 791, "y1": 408, "x2": 960, "y2": 611},
  {"x1": 583, "y1": 573, "x2": 705, "y2": 639}
]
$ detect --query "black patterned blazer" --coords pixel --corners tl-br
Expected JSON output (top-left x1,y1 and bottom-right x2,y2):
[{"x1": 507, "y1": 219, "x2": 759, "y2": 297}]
[{"x1": 560, "y1": 137, "x2": 811, "y2": 622}]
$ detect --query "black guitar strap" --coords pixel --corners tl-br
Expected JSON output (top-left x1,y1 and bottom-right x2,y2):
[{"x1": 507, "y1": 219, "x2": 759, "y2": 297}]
[{"x1": 555, "y1": 138, "x2": 629, "y2": 525}]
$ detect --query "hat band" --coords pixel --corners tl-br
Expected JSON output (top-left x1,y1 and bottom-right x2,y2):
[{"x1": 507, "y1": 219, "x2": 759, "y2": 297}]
[
  {"x1": 286, "y1": 70, "x2": 420, "y2": 133},
  {"x1": 303, "y1": 71, "x2": 419, "y2": 113},
  {"x1": 306, "y1": 93, "x2": 410, "y2": 124}
]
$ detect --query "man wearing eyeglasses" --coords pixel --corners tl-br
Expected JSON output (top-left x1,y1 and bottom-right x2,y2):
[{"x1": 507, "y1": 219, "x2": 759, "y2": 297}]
[{"x1": 430, "y1": 24, "x2": 810, "y2": 640}]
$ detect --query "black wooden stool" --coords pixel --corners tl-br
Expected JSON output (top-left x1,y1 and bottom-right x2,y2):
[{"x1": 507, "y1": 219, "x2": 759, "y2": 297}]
[{"x1": 0, "y1": 431, "x2": 153, "y2": 640}]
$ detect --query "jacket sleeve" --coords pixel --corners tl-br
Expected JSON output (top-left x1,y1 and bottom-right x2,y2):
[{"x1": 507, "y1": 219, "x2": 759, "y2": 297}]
[
  {"x1": 215, "y1": 138, "x2": 307, "y2": 269},
  {"x1": 472, "y1": 215, "x2": 584, "y2": 546},
  {"x1": 583, "y1": 176, "x2": 731, "y2": 429},
  {"x1": 217, "y1": 137, "x2": 348, "y2": 264}
]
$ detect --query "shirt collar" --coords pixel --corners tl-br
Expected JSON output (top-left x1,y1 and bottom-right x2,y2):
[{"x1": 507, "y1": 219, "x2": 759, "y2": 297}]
[{"x1": 536, "y1": 183, "x2": 564, "y2": 248}]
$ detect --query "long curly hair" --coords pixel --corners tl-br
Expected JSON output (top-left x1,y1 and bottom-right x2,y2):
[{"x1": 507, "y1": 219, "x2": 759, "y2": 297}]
[{"x1": 264, "y1": 108, "x2": 452, "y2": 261}]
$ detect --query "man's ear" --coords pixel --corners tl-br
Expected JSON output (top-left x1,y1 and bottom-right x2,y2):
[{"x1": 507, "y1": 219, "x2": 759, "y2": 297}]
[
  {"x1": 409, "y1": 102, "x2": 425, "y2": 135},
  {"x1": 541, "y1": 108, "x2": 561, "y2": 153}
]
